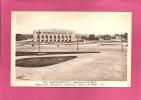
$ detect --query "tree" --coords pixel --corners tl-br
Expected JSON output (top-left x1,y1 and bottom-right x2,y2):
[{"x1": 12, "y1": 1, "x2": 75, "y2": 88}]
[
  {"x1": 88, "y1": 34, "x2": 95, "y2": 40},
  {"x1": 124, "y1": 33, "x2": 128, "y2": 40},
  {"x1": 16, "y1": 34, "x2": 25, "y2": 41},
  {"x1": 81, "y1": 36, "x2": 88, "y2": 40},
  {"x1": 95, "y1": 37, "x2": 99, "y2": 40},
  {"x1": 103, "y1": 34, "x2": 111, "y2": 40},
  {"x1": 16, "y1": 34, "x2": 33, "y2": 41}
]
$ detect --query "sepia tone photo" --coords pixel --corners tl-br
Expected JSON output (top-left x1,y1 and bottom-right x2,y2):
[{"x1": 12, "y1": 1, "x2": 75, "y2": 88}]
[{"x1": 11, "y1": 11, "x2": 131, "y2": 87}]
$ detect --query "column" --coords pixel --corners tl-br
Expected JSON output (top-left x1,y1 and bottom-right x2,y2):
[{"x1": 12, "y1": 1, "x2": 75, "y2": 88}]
[{"x1": 52, "y1": 34, "x2": 54, "y2": 42}]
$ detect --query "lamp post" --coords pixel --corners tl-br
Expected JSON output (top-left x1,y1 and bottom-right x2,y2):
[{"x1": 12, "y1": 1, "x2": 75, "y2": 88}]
[
  {"x1": 38, "y1": 30, "x2": 41, "y2": 53},
  {"x1": 32, "y1": 31, "x2": 34, "y2": 47},
  {"x1": 77, "y1": 36, "x2": 79, "y2": 50},
  {"x1": 121, "y1": 34, "x2": 123, "y2": 52}
]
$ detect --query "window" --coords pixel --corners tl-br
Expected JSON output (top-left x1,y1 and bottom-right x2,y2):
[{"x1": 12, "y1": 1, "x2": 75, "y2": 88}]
[
  {"x1": 54, "y1": 35, "x2": 56, "y2": 38},
  {"x1": 58, "y1": 35, "x2": 60, "y2": 39},
  {"x1": 69, "y1": 36, "x2": 71, "y2": 42},
  {"x1": 54, "y1": 35, "x2": 56, "y2": 40},
  {"x1": 37, "y1": 35, "x2": 40, "y2": 39}
]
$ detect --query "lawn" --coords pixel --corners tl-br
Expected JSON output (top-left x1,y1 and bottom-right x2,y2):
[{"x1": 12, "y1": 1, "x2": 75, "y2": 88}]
[
  {"x1": 16, "y1": 51, "x2": 100, "y2": 56},
  {"x1": 16, "y1": 56, "x2": 77, "y2": 67}
]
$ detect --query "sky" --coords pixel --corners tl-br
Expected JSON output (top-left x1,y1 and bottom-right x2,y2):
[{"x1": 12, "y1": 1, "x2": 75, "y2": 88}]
[{"x1": 12, "y1": 12, "x2": 132, "y2": 35}]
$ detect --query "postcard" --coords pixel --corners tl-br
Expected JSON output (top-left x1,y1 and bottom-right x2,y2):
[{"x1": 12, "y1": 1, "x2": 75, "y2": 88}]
[{"x1": 11, "y1": 11, "x2": 132, "y2": 87}]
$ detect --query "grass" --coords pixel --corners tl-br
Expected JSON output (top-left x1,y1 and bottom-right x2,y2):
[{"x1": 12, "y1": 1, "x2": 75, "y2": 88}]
[
  {"x1": 16, "y1": 56, "x2": 77, "y2": 67},
  {"x1": 16, "y1": 51, "x2": 100, "y2": 56}
]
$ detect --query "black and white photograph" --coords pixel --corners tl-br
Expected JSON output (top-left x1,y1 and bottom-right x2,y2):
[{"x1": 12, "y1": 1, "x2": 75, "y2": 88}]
[{"x1": 11, "y1": 12, "x2": 131, "y2": 87}]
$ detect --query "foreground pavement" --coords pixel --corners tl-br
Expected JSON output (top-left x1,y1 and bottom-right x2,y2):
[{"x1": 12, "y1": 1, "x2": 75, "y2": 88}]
[{"x1": 16, "y1": 47, "x2": 127, "y2": 81}]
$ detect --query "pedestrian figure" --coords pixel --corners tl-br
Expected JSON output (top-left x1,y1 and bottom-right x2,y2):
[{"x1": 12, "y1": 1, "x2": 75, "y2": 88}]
[{"x1": 97, "y1": 40, "x2": 101, "y2": 47}]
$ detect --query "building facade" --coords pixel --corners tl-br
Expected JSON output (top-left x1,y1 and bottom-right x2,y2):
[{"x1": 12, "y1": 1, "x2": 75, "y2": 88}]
[{"x1": 33, "y1": 29, "x2": 76, "y2": 43}]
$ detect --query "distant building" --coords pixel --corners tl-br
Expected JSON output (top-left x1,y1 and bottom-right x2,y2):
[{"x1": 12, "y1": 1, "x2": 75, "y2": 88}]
[{"x1": 33, "y1": 29, "x2": 76, "y2": 43}]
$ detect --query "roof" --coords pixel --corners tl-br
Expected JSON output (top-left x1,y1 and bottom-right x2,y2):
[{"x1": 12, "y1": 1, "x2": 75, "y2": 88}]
[{"x1": 34, "y1": 29, "x2": 75, "y2": 34}]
